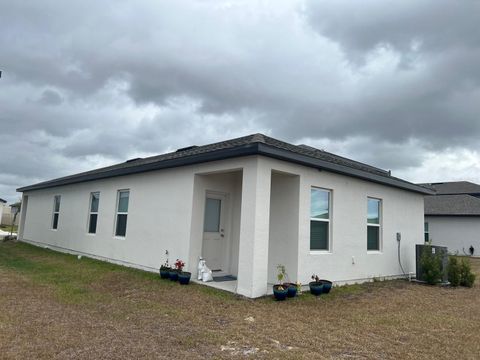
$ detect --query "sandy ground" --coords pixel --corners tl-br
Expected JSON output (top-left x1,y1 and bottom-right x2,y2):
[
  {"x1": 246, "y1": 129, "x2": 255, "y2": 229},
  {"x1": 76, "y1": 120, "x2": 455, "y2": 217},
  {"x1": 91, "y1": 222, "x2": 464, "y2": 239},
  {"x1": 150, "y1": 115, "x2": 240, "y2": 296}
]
[{"x1": 1, "y1": 241, "x2": 479, "y2": 359}]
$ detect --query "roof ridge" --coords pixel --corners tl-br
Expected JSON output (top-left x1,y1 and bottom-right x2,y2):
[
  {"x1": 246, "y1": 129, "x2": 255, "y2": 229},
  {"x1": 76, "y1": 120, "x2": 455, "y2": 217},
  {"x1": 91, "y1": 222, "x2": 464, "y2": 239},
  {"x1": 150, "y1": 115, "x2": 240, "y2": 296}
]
[
  {"x1": 115, "y1": 133, "x2": 263, "y2": 164},
  {"x1": 18, "y1": 133, "x2": 433, "y2": 195},
  {"x1": 16, "y1": 133, "x2": 264, "y2": 189},
  {"x1": 261, "y1": 135, "x2": 389, "y2": 176},
  {"x1": 311, "y1": 148, "x2": 389, "y2": 175},
  {"x1": 250, "y1": 133, "x2": 266, "y2": 143}
]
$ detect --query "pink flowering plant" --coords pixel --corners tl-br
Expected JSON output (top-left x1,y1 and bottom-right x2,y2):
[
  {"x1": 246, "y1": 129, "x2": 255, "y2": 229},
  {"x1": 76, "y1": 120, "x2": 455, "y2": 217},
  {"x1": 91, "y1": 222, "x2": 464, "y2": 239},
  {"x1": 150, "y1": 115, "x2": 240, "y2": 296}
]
[{"x1": 174, "y1": 259, "x2": 185, "y2": 272}]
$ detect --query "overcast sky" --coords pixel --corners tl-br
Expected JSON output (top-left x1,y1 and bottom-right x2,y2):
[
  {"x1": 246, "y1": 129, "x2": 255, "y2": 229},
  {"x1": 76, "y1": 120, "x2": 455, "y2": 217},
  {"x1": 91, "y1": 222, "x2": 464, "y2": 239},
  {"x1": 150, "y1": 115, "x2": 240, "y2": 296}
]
[{"x1": 1, "y1": 0, "x2": 480, "y2": 203}]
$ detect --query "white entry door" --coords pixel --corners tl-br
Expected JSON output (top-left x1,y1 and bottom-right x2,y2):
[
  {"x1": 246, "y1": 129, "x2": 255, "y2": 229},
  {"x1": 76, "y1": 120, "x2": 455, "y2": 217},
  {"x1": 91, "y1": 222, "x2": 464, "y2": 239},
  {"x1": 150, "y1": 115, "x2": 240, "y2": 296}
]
[{"x1": 202, "y1": 192, "x2": 227, "y2": 273}]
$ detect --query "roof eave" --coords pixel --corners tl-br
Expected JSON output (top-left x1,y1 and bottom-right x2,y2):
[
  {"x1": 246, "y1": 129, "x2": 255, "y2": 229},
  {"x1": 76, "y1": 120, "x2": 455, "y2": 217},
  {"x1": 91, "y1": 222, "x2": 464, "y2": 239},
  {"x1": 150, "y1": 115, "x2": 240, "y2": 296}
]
[
  {"x1": 17, "y1": 142, "x2": 433, "y2": 195},
  {"x1": 256, "y1": 144, "x2": 434, "y2": 195},
  {"x1": 425, "y1": 213, "x2": 480, "y2": 217},
  {"x1": 17, "y1": 143, "x2": 260, "y2": 192}
]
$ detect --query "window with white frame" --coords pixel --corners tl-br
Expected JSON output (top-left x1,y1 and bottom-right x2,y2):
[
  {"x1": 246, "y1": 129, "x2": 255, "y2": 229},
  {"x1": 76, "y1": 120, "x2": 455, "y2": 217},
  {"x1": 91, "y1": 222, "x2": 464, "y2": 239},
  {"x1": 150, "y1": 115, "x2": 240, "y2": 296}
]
[
  {"x1": 52, "y1": 195, "x2": 61, "y2": 230},
  {"x1": 367, "y1": 197, "x2": 381, "y2": 251},
  {"x1": 88, "y1": 192, "x2": 100, "y2": 234},
  {"x1": 115, "y1": 190, "x2": 129, "y2": 237},
  {"x1": 310, "y1": 187, "x2": 331, "y2": 251},
  {"x1": 424, "y1": 222, "x2": 429, "y2": 243}
]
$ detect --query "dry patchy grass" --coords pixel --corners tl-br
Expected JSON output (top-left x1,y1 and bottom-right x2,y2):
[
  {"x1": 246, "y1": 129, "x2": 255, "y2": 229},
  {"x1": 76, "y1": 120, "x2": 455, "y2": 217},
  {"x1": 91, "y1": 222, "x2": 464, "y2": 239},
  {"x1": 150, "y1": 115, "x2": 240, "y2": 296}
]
[{"x1": 1, "y1": 242, "x2": 479, "y2": 359}]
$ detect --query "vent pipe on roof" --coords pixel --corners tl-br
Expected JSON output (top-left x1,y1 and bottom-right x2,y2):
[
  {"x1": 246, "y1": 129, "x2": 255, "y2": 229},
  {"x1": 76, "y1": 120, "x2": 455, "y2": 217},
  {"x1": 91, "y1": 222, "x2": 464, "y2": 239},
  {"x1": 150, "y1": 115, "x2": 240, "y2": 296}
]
[
  {"x1": 176, "y1": 145, "x2": 198, "y2": 152},
  {"x1": 126, "y1": 157, "x2": 142, "y2": 163}
]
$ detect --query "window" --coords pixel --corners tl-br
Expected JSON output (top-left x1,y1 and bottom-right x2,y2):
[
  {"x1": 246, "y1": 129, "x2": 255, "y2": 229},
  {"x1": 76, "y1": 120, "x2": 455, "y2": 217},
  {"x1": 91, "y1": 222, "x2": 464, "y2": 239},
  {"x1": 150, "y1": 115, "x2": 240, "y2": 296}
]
[
  {"x1": 52, "y1": 195, "x2": 61, "y2": 230},
  {"x1": 115, "y1": 190, "x2": 129, "y2": 237},
  {"x1": 204, "y1": 198, "x2": 221, "y2": 232},
  {"x1": 424, "y1": 222, "x2": 429, "y2": 243},
  {"x1": 310, "y1": 187, "x2": 331, "y2": 251},
  {"x1": 367, "y1": 198, "x2": 381, "y2": 251},
  {"x1": 88, "y1": 192, "x2": 100, "y2": 234}
]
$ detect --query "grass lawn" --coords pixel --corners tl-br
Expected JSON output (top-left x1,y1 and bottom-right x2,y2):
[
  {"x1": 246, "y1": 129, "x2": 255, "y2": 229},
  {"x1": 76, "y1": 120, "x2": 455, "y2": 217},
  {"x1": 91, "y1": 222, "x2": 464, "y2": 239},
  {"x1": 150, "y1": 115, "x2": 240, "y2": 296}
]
[{"x1": 1, "y1": 242, "x2": 479, "y2": 359}]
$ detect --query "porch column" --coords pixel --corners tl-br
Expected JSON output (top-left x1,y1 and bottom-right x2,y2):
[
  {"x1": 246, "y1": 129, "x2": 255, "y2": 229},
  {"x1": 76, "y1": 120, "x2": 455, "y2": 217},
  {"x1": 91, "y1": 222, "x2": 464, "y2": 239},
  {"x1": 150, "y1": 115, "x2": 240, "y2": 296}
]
[{"x1": 237, "y1": 157, "x2": 271, "y2": 298}]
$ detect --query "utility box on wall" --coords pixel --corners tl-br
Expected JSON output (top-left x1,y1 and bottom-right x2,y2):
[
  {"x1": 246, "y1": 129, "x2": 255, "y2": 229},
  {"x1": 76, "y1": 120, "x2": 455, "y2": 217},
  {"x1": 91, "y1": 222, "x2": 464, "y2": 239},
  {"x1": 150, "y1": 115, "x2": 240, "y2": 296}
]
[{"x1": 415, "y1": 244, "x2": 448, "y2": 283}]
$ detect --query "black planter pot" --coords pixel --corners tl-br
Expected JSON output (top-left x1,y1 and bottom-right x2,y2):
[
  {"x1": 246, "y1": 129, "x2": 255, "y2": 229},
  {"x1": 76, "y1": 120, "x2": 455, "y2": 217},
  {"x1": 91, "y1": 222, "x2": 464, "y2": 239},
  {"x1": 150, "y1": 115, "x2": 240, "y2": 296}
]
[
  {"x1": 319, "y1": 280, "x2": 333, "y2": 294},
  {"x1": 309, "y1": 281, "x2": 324, "y2": 296},
  {"x1": 160, "y1": 268, "x2": 170, "y2": 279},
  {"x1": 169, "y1": 271, "x2": 179, "y2": 281},
  {"x1": 283, "y1": 283, "x2": 297, "y2": 297},
  {"x1": 178, "y1": 272, "x2": 191, "y2": 285},
  {"x1": 273, "y1": 285, "x2": 288, "y2": 301}
]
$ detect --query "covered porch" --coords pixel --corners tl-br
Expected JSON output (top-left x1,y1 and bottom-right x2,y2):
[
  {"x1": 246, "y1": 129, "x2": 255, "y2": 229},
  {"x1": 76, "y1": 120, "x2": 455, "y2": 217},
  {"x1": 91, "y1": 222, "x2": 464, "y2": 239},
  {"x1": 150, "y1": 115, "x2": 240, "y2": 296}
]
[{"x1": 188, "y1": 157, "x2": 300, "y2": 298}]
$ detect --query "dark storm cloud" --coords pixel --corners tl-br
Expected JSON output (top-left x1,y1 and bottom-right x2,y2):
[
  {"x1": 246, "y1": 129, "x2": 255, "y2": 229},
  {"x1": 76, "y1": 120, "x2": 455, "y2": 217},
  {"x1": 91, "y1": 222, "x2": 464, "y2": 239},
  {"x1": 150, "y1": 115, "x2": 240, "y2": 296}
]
[
  {"x1": 303, "y1": 0, "x2": 480, "y2": 145},
  {"x1": 1, "y1": 0, "x2": 480, "y2": 202},
  {"x1": 305, "y1": 0, "x2": 480, "y2": 56},
  {"x1": 38, "y1": 89, "x2": 63, "y2": 106}
]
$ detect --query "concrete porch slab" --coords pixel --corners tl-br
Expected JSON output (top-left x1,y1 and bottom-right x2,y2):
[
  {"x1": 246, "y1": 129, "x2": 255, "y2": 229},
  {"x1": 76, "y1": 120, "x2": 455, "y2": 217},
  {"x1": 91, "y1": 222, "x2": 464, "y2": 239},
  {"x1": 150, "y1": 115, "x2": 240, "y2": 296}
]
[
  {"x1": 192, "y1": 278, "x2": 276, "y2": 297},
  {"x1": 192, "y1": 279, "x2": 238, "y2": 293}
]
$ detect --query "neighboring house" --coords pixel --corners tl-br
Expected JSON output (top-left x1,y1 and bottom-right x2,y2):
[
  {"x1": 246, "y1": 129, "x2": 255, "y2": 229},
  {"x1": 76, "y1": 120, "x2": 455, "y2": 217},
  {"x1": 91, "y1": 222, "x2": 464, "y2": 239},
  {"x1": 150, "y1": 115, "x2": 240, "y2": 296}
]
[
  {"x1": 0, "y1": 198, "x2": 6, "y2": 225},
  {"x1": 1, "y1": 202, "x2": 20, "y2": 226},
  {"x1": 421, "y1": 181, "x2": 480, "y2": 256},
  {"x1": 17, "y1": 134, "x2": 432, "y2": 298}
]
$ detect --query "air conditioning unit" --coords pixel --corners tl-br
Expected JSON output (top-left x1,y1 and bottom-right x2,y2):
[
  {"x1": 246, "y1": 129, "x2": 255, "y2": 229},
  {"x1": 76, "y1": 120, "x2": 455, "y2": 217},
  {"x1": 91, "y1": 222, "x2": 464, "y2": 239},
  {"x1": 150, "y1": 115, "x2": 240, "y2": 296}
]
[{"x1": 415, "y1": 244, "x2": 448, "y2": 283}]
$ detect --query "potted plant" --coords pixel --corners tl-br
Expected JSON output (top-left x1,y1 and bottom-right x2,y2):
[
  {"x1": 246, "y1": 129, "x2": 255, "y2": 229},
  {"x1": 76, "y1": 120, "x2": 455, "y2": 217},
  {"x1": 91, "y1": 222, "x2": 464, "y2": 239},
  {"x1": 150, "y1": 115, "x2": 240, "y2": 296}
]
[
  {"x1": 276, "y1": 265, "x2": 297, "y2": 297},
  {"x1": 309, "y1": 274, "x2": 324, "y2": 296},
  {"x1": 286, "y1": 283, "x2": 297, "y2": 297},
  {"x1": 273, "y1": 265, "x2": 288, "y2": 301},
  {"x1": 318, "y1": 279, "x2": 333, "y2": 294},
  {"x1": 169, "y1": 258, "x2": 181, "y2": 282},
  {"x1": 295, "y1": 282, "x2": 302, "y2": 295},
  {"x1": 176, "y1": 259, "x2": 191, "y2": 285},
  {"x1": 159, "y1": 258, "x2": 170, "y2": 279}
]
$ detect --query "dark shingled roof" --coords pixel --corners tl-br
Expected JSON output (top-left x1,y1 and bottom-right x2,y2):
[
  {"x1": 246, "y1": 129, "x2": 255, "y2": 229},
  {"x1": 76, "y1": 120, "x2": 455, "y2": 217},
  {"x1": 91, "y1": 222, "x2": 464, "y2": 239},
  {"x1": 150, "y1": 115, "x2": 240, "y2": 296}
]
[
  {"x1": 425, "y1": 194, "x2": 480, "y2": 216},
  {"x1": 419, "y1": 181, "x2": 480, "y2": 195},
  {"x1": 0, "y1": 198, "x2": 6, "y2": 203},
  {"x1": 17, "y1": 133, "x2": 432, "y2": 194}
]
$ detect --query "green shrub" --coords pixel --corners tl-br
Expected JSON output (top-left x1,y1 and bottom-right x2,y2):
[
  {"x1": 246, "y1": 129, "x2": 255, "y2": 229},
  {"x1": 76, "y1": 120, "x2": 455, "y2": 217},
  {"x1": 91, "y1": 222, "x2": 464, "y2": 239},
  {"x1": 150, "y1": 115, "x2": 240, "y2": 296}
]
[
  {"x1": 447, "y1": 257, "x2": 461, "y2": 287},
  {"x1": 420, "y1": 246, "x2": 443, "y2": 285},
  {"x1": 459, "y1": 259, "x2": 476, "y2": 288}
]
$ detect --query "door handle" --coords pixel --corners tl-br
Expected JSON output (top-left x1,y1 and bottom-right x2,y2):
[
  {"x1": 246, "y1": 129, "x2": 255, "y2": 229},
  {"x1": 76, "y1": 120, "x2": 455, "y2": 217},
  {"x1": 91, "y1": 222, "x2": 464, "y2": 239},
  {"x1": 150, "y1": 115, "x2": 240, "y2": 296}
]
[{"x1": 220, "y1": 234, "x2": 224, "y2": 237}]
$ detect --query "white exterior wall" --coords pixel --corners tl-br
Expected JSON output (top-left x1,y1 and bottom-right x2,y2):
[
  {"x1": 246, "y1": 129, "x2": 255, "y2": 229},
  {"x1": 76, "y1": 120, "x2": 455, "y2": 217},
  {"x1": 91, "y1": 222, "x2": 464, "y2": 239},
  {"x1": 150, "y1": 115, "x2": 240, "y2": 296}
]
[
  {"x1": 21, "y1": 157, "x2": 256, "y2": 274},
  {"x1": 188, "y1": 171, "x2": 242, "y2": 277},
  {"x1": 19, "y1": 153, "x2": 424, "y2": 297},
  {"x1": 22, "y1": 166, "x2": 194, "y2": 272},
  {"x1": 268, "y1": 172, "x2": 299, "y2": 284},
  {"x1": 236, "y1": 157, "x2": 272, "y2": 297},
  {"x1": 426, "y1": 216, "x2": 480, "y2": 255},
  {"x1": 258, "y1": 157, "x2": 424, "y2": 286}
]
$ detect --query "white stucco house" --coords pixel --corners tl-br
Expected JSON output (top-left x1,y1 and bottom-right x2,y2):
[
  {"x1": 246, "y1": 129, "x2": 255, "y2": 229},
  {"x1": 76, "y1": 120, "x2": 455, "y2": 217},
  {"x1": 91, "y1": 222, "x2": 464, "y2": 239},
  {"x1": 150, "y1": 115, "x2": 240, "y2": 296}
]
[
  {"x1": 421, "y1": 181, "x2": 480, "y2": 256},
  {"x1": 17, "y1": 134, "x2": 432, "y2": 298}
]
